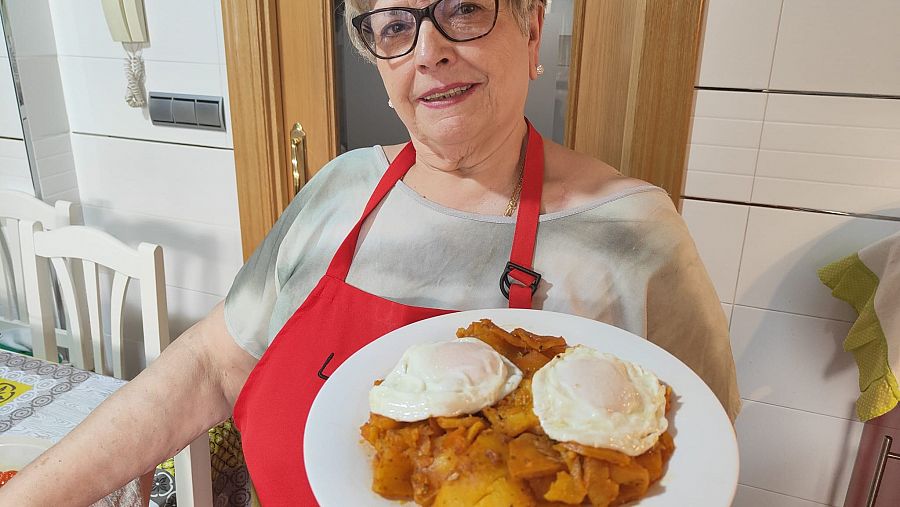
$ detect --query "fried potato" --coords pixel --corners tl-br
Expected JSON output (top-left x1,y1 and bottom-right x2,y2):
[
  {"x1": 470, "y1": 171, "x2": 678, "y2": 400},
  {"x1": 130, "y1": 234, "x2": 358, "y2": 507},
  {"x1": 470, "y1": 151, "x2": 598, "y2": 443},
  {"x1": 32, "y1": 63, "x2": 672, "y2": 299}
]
[
  {"x1": 609, "y1": 461, "x2": 650, "y2": 506},
  {"x1": 544, "y1": 471, "x2": 587, "y2": 505},
  {"x1": 364, "y1": 319, "x2": 675, "y2": 506},
  {"x1": 508, "y1": 433, "x2": 566, "y2": 480},
  {"x1": 583, "y1": 458, "x2": 620, "y2": 507}
]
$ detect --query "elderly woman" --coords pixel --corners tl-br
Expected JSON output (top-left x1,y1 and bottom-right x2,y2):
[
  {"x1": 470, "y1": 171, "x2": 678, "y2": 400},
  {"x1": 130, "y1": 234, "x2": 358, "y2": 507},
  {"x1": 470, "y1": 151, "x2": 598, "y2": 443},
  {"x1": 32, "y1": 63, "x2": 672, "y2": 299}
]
[{"x1": 1, "y1": 0, "x2": 739, "y2": 505}]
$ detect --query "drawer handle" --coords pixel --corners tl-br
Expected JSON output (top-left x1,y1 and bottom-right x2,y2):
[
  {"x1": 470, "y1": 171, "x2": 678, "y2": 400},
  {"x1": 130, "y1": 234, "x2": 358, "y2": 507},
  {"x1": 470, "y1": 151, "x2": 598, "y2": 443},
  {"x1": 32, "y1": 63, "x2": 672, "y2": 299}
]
[{"x1": 867, "y1": 435, "x2": 900, "y2": 507}]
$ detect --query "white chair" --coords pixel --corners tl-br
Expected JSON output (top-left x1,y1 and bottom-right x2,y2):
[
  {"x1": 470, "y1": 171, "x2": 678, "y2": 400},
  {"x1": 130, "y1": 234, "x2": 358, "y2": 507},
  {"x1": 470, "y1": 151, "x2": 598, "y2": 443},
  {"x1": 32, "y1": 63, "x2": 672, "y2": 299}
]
[
  {"x1": 0, "y1": 190, "x2": 82, "y2": 358},
  {"x1": 19, "y1": 221, "x2": 214, "y2": 507}
]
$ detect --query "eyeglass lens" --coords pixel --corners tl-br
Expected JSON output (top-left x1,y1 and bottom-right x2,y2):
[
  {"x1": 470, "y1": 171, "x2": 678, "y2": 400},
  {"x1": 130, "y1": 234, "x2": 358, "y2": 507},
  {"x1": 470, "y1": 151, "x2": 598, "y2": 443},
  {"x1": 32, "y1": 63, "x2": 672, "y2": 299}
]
[{"x1": 360, "y1": 0, "x2": 497, "y2": 58}]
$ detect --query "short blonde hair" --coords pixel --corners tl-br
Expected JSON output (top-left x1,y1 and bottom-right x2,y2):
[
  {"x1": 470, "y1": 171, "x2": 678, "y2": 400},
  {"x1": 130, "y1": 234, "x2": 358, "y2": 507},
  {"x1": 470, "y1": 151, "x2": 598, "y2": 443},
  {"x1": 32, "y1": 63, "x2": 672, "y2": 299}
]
[{"x1": 344, "y1": 0, "x2": 547, "y2": 62}]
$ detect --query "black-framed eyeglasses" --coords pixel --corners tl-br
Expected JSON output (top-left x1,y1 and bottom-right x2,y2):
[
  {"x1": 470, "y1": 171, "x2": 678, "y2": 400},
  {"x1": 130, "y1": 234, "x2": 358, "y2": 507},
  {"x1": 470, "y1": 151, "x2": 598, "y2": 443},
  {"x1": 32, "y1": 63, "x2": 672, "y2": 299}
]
[{"x1": 351, "y1": 0, "x2": 500, "y2": 60}]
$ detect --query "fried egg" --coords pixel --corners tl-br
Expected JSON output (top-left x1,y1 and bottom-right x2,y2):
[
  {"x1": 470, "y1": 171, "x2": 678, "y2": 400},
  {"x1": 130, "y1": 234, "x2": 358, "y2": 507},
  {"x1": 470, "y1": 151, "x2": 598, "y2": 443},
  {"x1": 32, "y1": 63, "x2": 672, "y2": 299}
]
[
  {"x1": 369, "y1": 338, "x2": 523, "y2": 422},
  {"x1": 531, "y1": 346, "x2": 668, "y2": 456}
]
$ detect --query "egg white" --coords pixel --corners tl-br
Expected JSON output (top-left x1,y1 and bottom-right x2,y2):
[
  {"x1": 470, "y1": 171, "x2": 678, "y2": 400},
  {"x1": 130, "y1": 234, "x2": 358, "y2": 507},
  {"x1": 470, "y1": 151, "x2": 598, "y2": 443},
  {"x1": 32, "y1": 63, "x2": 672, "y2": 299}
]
[
  {"x1": 368, "y1": 337, "x2": 523, "y2": 422},
  {"x1": 531, "y1": 346, "x2": 668, "y2": 456}
]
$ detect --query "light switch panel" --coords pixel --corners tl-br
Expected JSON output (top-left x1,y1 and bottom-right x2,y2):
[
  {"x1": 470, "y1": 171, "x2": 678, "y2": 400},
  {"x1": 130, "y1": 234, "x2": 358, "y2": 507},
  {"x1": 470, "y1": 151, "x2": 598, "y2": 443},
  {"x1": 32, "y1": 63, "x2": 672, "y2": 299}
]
[
  {"x1": 148, "y1": 92, "x2": 226, "y2": 132},
  {"x1": 172, "y1": 99, "x2": 196, "y2": 124},
  {"x1": 149, "y1": 96, "x2": 173, "y2": 123},
  {"x1": 195, "y1": 101, "x2": 222, "y2": 128}
]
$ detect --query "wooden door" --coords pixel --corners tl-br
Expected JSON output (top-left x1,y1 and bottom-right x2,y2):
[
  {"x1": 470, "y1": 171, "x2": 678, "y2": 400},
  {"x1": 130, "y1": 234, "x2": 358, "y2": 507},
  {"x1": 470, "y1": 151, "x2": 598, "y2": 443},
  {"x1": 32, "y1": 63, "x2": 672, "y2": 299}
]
[
  {"x1": 222, "y1": 0, "x2": 706, "y2": 259},
  {"x1": 220, "y1": 0, "x2": 338, "y2": 258}
]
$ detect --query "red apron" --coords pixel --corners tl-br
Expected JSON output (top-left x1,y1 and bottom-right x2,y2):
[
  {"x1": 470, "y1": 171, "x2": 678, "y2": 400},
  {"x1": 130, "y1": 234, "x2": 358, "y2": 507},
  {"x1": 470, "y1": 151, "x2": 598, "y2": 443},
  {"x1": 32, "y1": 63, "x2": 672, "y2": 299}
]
[{"x1": 233, "y1": 122, "x2": 545, "y2": 506}]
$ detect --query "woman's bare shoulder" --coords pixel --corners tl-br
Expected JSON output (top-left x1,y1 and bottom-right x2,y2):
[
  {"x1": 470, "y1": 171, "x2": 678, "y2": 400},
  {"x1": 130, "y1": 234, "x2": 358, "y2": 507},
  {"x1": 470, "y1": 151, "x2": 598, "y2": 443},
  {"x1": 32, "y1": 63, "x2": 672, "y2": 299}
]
[{"x1": 542, "y1": 141, "x2": 653, "y2": 212}]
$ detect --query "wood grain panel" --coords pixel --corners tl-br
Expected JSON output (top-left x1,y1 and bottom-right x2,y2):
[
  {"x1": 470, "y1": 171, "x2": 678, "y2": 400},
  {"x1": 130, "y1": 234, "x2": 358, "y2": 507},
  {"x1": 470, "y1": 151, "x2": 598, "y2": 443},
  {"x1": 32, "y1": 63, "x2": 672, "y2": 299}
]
[
  {"x1": 276, "y1": 0, "x2": 338, "y2": 181},
  {"x1": 223, "y1": 0, "x2": 338, "y2": 259},
  {"x1": 221, "y1": 0, "x2": 288, "y2": 259},
  {"x1": 568, "y1": 0, "x2": 705, "y2": 206}
]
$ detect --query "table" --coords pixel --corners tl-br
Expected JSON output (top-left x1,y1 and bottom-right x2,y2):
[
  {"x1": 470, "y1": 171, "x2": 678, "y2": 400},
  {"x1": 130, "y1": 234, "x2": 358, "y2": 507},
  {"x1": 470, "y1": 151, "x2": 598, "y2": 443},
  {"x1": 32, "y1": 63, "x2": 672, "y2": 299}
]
[
  {"x1": 0, "y1": 350, "x2": 149, "y2": 506},
  {"x1": 0, "y1": 350, "x2": 255, "y2": 507}
]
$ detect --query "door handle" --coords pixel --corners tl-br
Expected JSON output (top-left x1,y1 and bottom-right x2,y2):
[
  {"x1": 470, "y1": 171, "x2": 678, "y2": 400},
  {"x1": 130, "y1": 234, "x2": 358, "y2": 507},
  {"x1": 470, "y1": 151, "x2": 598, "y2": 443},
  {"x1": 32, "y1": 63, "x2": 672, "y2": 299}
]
[
  {"x1": 291, "y1": 122, "x2": 308, "y2": 195},
  {"x1": 867, "y1": 435, "x2": 900, "y2": 506}
]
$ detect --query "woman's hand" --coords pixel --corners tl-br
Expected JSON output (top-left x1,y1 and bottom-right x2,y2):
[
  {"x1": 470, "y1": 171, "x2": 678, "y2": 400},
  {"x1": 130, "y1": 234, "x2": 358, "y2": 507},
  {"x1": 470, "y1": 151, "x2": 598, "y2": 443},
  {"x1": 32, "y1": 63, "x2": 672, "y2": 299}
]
[{"x1": 0, "y1": 302, "x2": 257, "y2": 506}]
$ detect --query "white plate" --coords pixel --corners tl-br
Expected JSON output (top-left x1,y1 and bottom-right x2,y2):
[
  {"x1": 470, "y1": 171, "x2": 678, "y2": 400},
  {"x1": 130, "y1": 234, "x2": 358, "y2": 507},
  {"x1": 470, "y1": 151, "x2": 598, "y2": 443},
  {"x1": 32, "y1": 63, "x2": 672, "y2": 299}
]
[
  {"x1": 305, "y1": 309, "x2": 738, "y2": 506},
  {"x1": 0, "y1": 435, "x2": 53, "y2": 470}
]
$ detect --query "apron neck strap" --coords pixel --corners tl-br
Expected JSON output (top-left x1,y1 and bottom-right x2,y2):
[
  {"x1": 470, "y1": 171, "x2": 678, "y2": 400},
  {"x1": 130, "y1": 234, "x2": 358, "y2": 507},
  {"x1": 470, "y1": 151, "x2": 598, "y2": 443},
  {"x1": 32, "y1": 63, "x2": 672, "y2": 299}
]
[
  {"x1": 325, "y1": 142, "x2": 416, "y2": 280},
  {"x1": 326, "y1": 120, "x2": 544, "y2": 310},
  {"x1": 504, "y1": 122, "x2": 543, "y2": 309}
]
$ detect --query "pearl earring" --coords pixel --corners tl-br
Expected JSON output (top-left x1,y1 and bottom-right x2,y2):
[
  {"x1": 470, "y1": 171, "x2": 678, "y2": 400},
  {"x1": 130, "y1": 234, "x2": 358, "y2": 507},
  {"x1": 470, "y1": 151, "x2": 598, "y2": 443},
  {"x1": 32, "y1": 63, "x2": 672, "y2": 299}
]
[
  {"x1": 388, "y1": 99, "x2": 394, "y2": 109},
  {"x1": 536, "y1": 64, "x2": 545, "y2": 76}
]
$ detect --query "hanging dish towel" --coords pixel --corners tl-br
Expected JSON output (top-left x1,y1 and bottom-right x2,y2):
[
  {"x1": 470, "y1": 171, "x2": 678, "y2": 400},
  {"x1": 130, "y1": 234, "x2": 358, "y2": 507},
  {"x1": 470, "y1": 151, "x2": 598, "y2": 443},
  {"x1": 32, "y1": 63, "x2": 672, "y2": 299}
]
[{"x1": 819, "y1": 231, "x2": 900, "y2": 421}]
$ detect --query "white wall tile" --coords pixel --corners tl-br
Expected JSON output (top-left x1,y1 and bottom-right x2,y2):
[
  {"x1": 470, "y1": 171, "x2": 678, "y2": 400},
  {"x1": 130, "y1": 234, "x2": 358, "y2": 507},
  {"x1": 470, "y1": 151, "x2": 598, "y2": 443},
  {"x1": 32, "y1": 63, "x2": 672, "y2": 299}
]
[
  {"x1": 34, "y1": 150, "x2": 76, "y2": 179},
  {"x1": 0, "y1": 138, "x2": 31, "y2": 192},
  {"x1": 733, "y1": 485, "x2": 828, "y2": 507},
  {"x1": 4, "y1": 0, "x2": 58, "y2": 57},
  {"x1": 213, "y1": 0, "x2": 226, "y2": 66},
  {"x1": 0, "y1": 136, "x2": 26, "y2": 161},
  {"x1": 687, "y1": 145, "x2": 758, "y2": 176},
  {"x1": 37, "y1": 168, "x2": 77, "y2": 198},
  {"x1": 686, "y1": 90, "x2": 765, "y2": 201},
  {"x1": 32, "y1": 132, "x2": 71, "y2": 158},
  {"x1": 81, "y1": 205, "x2": 242, "y2": 298},
  {"x1": 736, "y1": 400, "x2": 863, "y2": 506},
  {"x1": 755, "y1": 150, "x2": 900, "y2": 190},
  {"x1": 165, "y1": 284, "x2": 221, "y2": 338},
  {"x1": 721, "y1": 303, "x2": 733, "y2": 328},
  {"x1": 59, "y1": 56, "x2": 231, "y2": 148},
  {"x1": 681, "y1": 199, "x2": 749, "y2": 303},
  {"x1": 694, "y1": 89, "x2": 769, "y2": 120},
  {"x1": 764, "y1": 93, "x2": 900, "y2": 130},
  {"x1": 0, "y1": 57, "x2": 23, "y2": 139},
  {"x1": 683, "y1": 171, "x2": 753, "y2": 202},
  {"x1": 0, "y1": 175, "x2": 34, "y2": 194},
  {"x1": 760, "y1": 123, "x2": 900, "y2": 161},
  {"x1": 71, "y1": 134, "x2": 239, "y2": 228},
  {"x1": 15, "y1": 55, "x2": 69, "y2": 139},
  {"x1": 770, "y1": 0, "x2": 900, "y2": 96},
  {"x1": 697, "y1": 0, "x2": 783, "y2": 89},
  {"x1": 753, "y1": 94, "x2": 900, "y2": 215},
  {"x1": 691, "y1": 118, "x2": 764, "y2": 149},
  {"x1": 730, "y1": 306, "x2": 857, "y2": 419},
  {"x1": 752, "y1": 178, "x2": 900, "y2": 219},
  {"x1": 49, "y1": 0, "x2": 220, "y2": 65},
  {"x1": 734, "y1": 207, "x2": 900, "y2": 321},
  {"x1": 42, "y1": 188, "x2": 78, "y2": 204},
  {"x1": 0, "y1": 11, "x2": 7, "y2": 56}
]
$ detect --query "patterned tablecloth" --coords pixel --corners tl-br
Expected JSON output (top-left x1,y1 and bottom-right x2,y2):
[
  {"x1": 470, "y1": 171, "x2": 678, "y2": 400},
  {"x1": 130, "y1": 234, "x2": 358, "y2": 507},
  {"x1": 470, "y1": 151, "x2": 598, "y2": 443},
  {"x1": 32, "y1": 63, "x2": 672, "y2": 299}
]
[
  {"x1": 0, "y1": 351, "x2": 255, "y2": 507},
  {"x1": 0, "y1": 350, "x2": 146, "y2": 506}
]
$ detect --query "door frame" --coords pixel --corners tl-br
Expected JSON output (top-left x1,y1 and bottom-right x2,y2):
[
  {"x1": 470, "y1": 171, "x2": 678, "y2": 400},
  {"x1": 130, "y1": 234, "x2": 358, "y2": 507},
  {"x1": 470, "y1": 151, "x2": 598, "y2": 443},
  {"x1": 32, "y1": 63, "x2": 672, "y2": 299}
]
[{"x1": 222, "y1": 0, "x2": 706, "y2": 259}]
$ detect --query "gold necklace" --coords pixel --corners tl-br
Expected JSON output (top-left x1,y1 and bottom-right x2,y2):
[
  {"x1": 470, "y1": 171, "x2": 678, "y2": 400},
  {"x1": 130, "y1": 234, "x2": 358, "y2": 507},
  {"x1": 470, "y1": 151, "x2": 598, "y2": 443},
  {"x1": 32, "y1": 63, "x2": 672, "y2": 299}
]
[{"x1": 503, "y1": 166, "x2": 524, "y2": 217}]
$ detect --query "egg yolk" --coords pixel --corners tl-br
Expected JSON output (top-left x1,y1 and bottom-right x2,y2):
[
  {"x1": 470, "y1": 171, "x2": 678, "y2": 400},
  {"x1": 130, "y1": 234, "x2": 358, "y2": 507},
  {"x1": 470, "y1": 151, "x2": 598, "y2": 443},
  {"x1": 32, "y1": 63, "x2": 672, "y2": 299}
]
[{"x1": 556, "y1": 357, "x2": 641, "y2": 414}]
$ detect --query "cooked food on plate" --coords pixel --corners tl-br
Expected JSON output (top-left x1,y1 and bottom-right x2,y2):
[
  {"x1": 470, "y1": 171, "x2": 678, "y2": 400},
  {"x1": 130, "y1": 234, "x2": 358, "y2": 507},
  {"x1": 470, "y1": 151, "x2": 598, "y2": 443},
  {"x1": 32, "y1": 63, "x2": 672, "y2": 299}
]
[
  {"x1": 360, "y1": 319, "x2": 675, "y2": 506},
  {"x1": 369, "y1": 338, "x2": 523, "y2": 422},
  {"x1": 0, "y1": 471, "x2": 17, "y2": 488}
]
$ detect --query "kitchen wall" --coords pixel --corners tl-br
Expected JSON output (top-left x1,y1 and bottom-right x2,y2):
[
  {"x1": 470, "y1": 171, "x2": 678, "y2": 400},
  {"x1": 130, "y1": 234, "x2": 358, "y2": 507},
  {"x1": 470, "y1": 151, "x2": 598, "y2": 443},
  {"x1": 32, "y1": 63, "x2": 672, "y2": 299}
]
[
  {"x1": 0, "y1": 14, "x2": 31, "y2": 195},
  {"x1": 42, "y1": 0, "x2": 242, "y2": 374},
  {"x1": 681, "y1": 0, "x2": 900, "y2": 505}
]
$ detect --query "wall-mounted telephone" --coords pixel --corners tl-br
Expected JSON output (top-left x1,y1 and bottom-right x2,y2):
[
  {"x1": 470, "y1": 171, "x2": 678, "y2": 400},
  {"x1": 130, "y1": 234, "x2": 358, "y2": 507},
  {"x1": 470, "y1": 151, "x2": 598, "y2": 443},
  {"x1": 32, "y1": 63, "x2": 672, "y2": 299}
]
[
  {"x1": 101, "y1": 0, "x2": 149, "y2": 107},
  {"x1": 101, "y1": 0, "x2": 148, "y2": 43}
]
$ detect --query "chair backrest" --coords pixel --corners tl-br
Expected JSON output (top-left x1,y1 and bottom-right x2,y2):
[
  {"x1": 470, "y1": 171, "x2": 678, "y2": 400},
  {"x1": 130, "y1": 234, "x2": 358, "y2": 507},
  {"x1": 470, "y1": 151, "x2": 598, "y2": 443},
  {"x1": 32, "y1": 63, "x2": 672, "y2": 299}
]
[
  {"x1": 0, "y1": 191, "x2": 80, "y2": 323},
  {"x1": 19, "y1": 222, "x2": 170, "y2": 379},
  {"x1": 19, "y1": 221, "x2": 213, "y2": 506}
]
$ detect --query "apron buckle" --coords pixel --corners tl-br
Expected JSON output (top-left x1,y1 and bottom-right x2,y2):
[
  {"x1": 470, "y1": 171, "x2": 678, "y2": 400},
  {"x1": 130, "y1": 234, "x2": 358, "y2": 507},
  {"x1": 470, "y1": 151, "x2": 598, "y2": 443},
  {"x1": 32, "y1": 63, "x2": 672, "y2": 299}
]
[{"x1": 500, "y1": 261, "x2": 541, "y2": 299}]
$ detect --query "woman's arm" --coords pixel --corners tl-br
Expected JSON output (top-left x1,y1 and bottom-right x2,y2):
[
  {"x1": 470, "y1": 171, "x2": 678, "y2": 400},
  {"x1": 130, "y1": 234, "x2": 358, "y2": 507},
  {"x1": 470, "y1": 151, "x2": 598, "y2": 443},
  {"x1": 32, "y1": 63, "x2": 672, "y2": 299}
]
[{"x1": 0, "y1": 302, "x2": 256, "y2": 506}]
